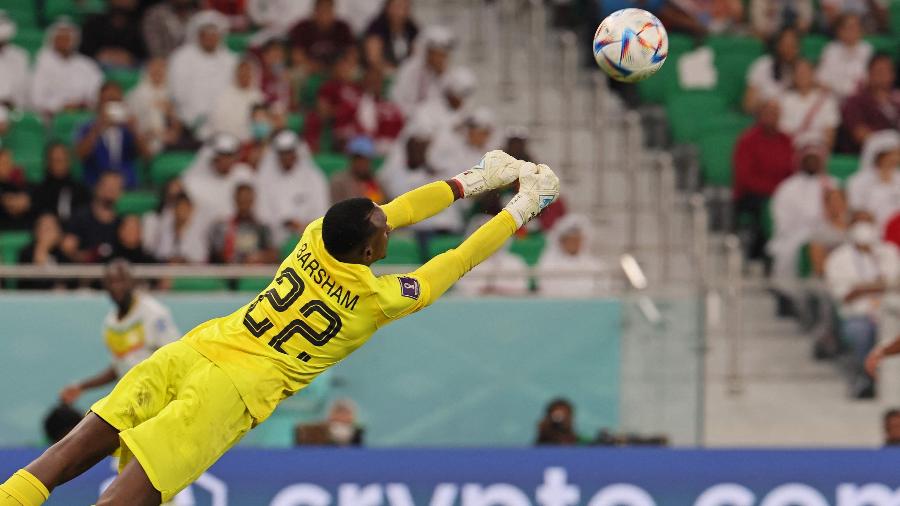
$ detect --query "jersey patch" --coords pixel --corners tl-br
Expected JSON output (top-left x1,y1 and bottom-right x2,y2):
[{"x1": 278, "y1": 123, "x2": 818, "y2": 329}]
[{"x1": 398, "y1": 276, "x2": 420, "y2": 300}]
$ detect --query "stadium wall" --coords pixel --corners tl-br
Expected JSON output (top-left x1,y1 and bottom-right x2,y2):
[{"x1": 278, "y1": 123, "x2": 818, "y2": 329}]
[{"x1": 0, "y1": 294, "x2": 621, "y2": 447}]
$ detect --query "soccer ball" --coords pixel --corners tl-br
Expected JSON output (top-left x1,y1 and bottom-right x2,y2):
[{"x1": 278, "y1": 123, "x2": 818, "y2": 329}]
[{"x1": 592, "y1": 8, "x2": 668, "y2": 83}]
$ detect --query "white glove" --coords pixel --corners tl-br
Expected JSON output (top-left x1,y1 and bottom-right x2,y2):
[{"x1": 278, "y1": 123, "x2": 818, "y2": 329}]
[
  {"x1": 451, "y1": 150, "x2": 525, "y2": 198},
  {"x1": 504, "y1": 163, "x2": 560, "y2": 228}
]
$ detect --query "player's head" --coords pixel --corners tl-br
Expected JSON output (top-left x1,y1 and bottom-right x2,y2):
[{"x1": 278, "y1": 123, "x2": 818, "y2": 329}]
[
  {"x1": 884, "y1": 409, "x2": 900, "y2": 445},
  {"x1": 322, "y1": 198, "x2": 389, "y2": 266},
  {"x1": 104, "y1": 258, "x2": 135, "y2": 308}
]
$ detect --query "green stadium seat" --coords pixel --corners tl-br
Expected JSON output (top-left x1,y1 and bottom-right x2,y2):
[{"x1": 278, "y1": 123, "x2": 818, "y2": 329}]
[
  {"x1": 226, "y1": 33, "x2": 253, "y2": 53},
  {"x1": 426, "y1": 235, "x2": 463, "y2": 259},
  {"x1": 510, "y1": 234, "x2": 546, "y2": 266},
  {"x1": 300, "y1": 73, "x2": 328, "y2": 109},
  {"x1": 4, "y1": 4, "x2": 38, "y2": 28},
  {"x1": 171, "y1": 278, "x2": 228, "y2": 292},
  {"x1": 797, "y1": 243, "x2": 813, "y2": 278},
  {"x1": 280, "y1": 235, "x2": 300, "y2": 260},
  {"x1": 116, "y1": 191, "x2": 159, "y2": 215},
  {"x1": 827, "y1": 154, "x2": 859, "y2": 183},
  {"x1": 50, "y1": 111, "x2": 93, "y2": 145},
  {"x1": 45, "y1": 0, "x2": 105, "y2": 24},
  {"x1": 11, "y1": 27, "x2": 43, "y2": 60},
  {"x1": 104, "y1": 68, "x2": 141, "y2": 92},
  {"x1": 893, "y1": 0, "x2": 900, "y2": 35},
  {"x1": 706, "y1": 37, "x2": 763, "y2": 108},
  {"x1": 665, "y1": 91, "x2": 728, "y2": 144},
  {"x1": 636, "y1": 33, "x2": 694, "y2": 104},
  {"x1": 150, "y1": 151, "x2": 195, "y2": 185},
  {"x1": 698, "y1": 129, "x2": 741, "y2": 187},
  {"x1": 3, "y1": 113, "x2": 47, "y2": 181},
  {"x1": 237, "y1": 277, "x2": 272, "y2": 293},
  {"x1": 313, "y1": 153, "x2": 348, "y2": 178},
  {"x1": 0, "y1": 231, "x2": 32, "y2": 264},
  {"x1": 867, "y1": 35, "x2": 900, "y2": 60},
  {"x1": 286, "y1": 113, "x2": 304, "y2": 133},
  {"x1": 382, "y1": 236, "x2": 420, "y2": 265},
  {"x1": 800, "y1": 35, "x2": 829, "y2": 62}
]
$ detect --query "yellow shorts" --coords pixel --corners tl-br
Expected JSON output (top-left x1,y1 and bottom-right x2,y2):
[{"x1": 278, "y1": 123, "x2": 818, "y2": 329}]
[{"x1": 91, "y1": 341, "x2": 253, "y2": 502}]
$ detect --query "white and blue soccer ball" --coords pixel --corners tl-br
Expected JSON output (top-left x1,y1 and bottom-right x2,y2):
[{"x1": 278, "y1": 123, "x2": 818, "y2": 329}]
[{"x1": 592, "y1": 8, "x2": 668, "y2": 83}]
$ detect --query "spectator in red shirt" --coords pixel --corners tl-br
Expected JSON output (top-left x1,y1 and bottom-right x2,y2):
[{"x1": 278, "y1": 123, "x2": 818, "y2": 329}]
[
  {"x1": 334, "y1": 66, "x2": 405, "y2": 155},
  {"x1": 839, "y1": 53, "x2": 900, "y2": 153},
  {"x1": 253, "y1": 35, "x2": 292, "y2": 111},
  {"x1": 885, "y1": 212, "x2": 900, "y2": 249},
  {"x1": 733, "y1": 99, "x2": 796, "y2": 261},
  {"x1": 304, "y1": 49, "x2": 361, "y2": 152},
  {"x1": 288, "y1": 0, "x2": 356, "y2": 73}
]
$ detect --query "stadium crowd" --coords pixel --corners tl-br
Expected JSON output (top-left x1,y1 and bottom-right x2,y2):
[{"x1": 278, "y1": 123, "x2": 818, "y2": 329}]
[{"x1": 0, "y1": 0, "x2": 613, "y2": 296}]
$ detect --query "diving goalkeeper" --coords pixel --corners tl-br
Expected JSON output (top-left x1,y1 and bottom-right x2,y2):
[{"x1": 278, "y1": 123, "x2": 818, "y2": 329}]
[{"x1": 0, "y1": 151, "x2": 560, "y2": 506}]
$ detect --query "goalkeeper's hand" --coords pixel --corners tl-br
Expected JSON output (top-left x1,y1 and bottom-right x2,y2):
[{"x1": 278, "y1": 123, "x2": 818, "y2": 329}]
[
  {"x1": 450, "y1": 150, "x2": 526, "y2": 198},
  {"x1": 504, "y1": 163, "x2": 560, "y2": 228}
]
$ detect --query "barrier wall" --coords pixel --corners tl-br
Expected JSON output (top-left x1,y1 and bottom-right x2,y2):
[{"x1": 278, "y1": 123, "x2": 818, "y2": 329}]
[
  {"x1": 0, "y1": 448, "x2": 898, "y2": 505},
  {"x1": 0, "y1": 294, "x2": 621, "y2": 447}
]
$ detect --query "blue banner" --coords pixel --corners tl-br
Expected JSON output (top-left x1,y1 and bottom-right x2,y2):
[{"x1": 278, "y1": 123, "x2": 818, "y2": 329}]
[{"x1": 2, "y1": 448, "x2": 899, "y2": 505}]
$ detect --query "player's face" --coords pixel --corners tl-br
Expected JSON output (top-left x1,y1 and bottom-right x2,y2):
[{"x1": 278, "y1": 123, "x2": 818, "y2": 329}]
[
  {"x1": 105, "y1": 270, "x2": 134, "y2": 306},
  {"x1": 364, "y1": 206, "x2": 390, "y2": 265}
]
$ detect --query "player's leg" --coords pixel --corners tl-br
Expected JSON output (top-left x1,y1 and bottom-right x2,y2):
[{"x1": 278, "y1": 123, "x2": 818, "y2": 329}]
[
  {"x1": 95, "y1": 459, "x2": 160, "y2": 506},
  {"x1": 0, "y1": 413, "x2": 120, "y2": 506}
]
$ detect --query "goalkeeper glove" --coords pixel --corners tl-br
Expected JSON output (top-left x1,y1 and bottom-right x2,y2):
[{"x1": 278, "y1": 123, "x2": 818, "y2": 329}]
[
  {"x1": 504, "y1": 163, "x2": 560, "y2": 228},
  {"x1": 451, "y1": 150, "x2": 525, "y2": 198}
]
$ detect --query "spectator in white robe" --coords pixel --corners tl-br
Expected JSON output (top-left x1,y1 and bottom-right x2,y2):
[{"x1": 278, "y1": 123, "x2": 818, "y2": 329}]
[
  {"x1": 127, "y1": 57, "x2": 185, "y2": 156},
  {"x1": 855, "y1": 141, "x2": 900, "y2": 232},
  {"x1": 429, "y1": 107, "x2": 500, "y2": 181},
  {"x1": 779, "y1": 59, "x2": 840, "y2": 149},
  {"x1": 208, "y1": 57, "x2": 264, "y2": 142},
  {"x1": 182, "y1": 133, "x2": 254, "y2": 226},
  {"x1": 31, "y1": 20, "x2": 103, "y2": 115},
  {"x1": 168, "y1": 10, "x2": 237, "y2": 136},
  {"x1": 768, "y1": 141, "x2": 837, "y2": 304},
  {"x1": 537, "y1": 214, "x2": 609, "y2": 297},
  {"x1": 847, "y1": 130, "x2": 900, "y2": 211},
  {"x1": 411, "y1": 66, "x2": 476, "y2": 139},
  {"x1": 390, "y1": 25, "x2": 455, "y2": 116},
  {"x1": 816, "y1": 14, "x2": 873, "y2": 101},
  {"x1": 257, "y1": 130, "x2": 330, "y2": 245},
  {"x1": 0, "y1": 14, "x2": 30, "y2": 111},
  {"x1": 455, "y1": 214, "x2": 530, "y2": 296}
]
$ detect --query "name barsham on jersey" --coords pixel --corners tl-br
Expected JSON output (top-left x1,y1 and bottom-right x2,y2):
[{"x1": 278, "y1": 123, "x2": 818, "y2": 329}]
[{"x1": 295, "y1": 242, "x2": 359, "y2": 311}]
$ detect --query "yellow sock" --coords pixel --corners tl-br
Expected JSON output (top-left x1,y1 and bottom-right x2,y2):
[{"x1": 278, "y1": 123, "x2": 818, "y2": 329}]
[{"x1": 0, "y1": 470, "x2": 49, "y2": 506}]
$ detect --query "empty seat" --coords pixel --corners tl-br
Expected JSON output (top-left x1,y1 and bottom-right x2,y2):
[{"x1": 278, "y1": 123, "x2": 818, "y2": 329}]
[
  {"x1": 665, "y1": 91, "x2": 728, "y2": 144},
  {"x1": 698, "y1": 129, "x2": 741, "y2": 187},
  {"x1": 149, "y1": 151, "x2": 195, "y2": 185},
  {"x1": 116, "y1": 191, "x2": 159, "y2": 215},
  {"x1": 382, "y1": 236, "x2": 420, "y2": 265},
  {"x1": 0, "y1": 231, "x2": 33, "y2": 264}
]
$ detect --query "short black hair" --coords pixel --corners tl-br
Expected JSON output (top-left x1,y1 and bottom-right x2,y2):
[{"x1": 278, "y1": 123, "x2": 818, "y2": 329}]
[{"x1": 322, "y1": 198, "x2": 377, "y2": 257}]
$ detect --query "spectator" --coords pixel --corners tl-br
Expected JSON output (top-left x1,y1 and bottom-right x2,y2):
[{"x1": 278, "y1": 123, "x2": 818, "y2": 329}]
[
  {"x1": 0, "y1": 13, "x2": 30, "y2": 110},
  {"x1": 32, "y1": 142, "x2": 91, "y2": 221},
  {"x1": 456, "y1": 214, "x2": 529, "y2": 296},
  {"x1": 295, "y1": 398, "x2": 364, "y2": 446},
  {"x1": 149, "y1": 191, "x2": 209, "y2": 263},
  {"x1": 847, "y1": 130, "x2": 900, "y2": 212},
  {"x1": 75, "y1": 81, "x2": 149, "y2": 189},
  {"x1": 535, "y1": 398, "x2": 579, "y2": 446},
  {"x1": 411, "y1": 66, "x2": 476, "y2": 140},
  {"x1": 821, "y1": 0, "x2": 888, "y2": 34},
  {"x1": 254, "y1": 36, "x2": 292, "y2": 111},
  {"x1": 0, "y1": 104, "x2": 7, "y2": 136},
  {"x1": 342, "y1": 66, "x2": 405, "y2": 154},
  {"x1": 210, "y1": 183, "x2": 277, "y2": 264},
  {"x1": 886, "y1": 212, "x2": 900, "y2": 249},
  {"x1": 733, "y1": 100, "x2": 795, "y2": 262},
  {"x1": 330, "y1": 136, "x2": 385, "y2": 204},
  {"x1": 749, "y1": 0, "x2": 813, "y2": 38},
  {"x1": 809, "y1": 188, "x2": 851, "y2": 357},
  {"x1": 209, "y1": 58, "x2": 264, "y2": 141},
  {"x1": 168, "y1": 10, "x2": 237, "y2": 137},
  {"x1": 429, "y1": 107, "x2": 498, "y2": 181},
  {"x1": 825, "y1": 211, "x2": 900, "y2": 398},
  {"x1": 767, "y1": 142, "x2": 836, "y2": 315},
  {"x1": 80, "y1": 0, "x2": 147, "y2": 68},
  {"x1": 127, "y1": 57, "x2": 190, "y2": 155},
  {"x1": 861, "y1": 144, "x2": 900, "y2": 231},
  {"x1": 304, "y1": 49, "x2": 361, "y2": 152},
  {"x1": 143, "y1": 0, "x2": 198, "y2": 58},
  {"x1": 363, "y1": 0, "x2": 419, "y2": 72},
  {"x1": 743, "y1": 28, "x2": 800, "y2": 114},
  {"x1": 204, "y1": 0, "x2": 252, "y2": 31},
  {"x1": 816, "y1": 14, "x2": 873, "y2": 101},
  {"x1": 675, "y1": 0, "x2": 744, "y2": 34},
  {"x1": 537, "y1": 214, "x2": 609, "y2": 297},
  {"x1": 779, "y1": 60, "x2": 840, "y2": 149},
  {"x1": 31, "y1": 19, "x2": 104, "y2": 116},
  {"x1": 258, "y1": 130, "x2": 329, "y2": 245},
  {"x1": 142, "y1": 177, "x2": 184, "y2": 250},
  {"x1": 0, "y1": 147, "x2": 33, "y2": 231},
  {"x1": 288, "y1": 0, "x2": 355, "y2": 73},
  {"x1": 183, "y1": 133, "x2": 254, "y2": 222},
  {"x1": 240, "y1": 103, "x2": 277, "y2": 169},
  {"x1": 391, "y1": 25, "x2": 455, "y2": 116},
  {"x1": 839, "y1": 54, "x2": 900, "y2": 153},
  {"x1": 17, "y1": 214, "x2": 71, "y2": 290},
  {"x1": 111, "y1": 215, "x2": 156, "y2": 263},
  {"x1": 884, "y1": 409, "x2": 900, "y2": 446},
  {"x1": 61, "y1": 171, "x2": 124, "y2": 263}
]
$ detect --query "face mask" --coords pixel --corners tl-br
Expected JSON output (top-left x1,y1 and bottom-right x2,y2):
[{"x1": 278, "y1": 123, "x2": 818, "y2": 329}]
[
  {"x1": 850, "y1": 222, "x2": 878, "y2": 246},
  {"x1": 251, "y1": 122, "x2": 271, "y2": 140},
  {"x1": 328, "y1": 422, "x2": 354, "y2": 445}
]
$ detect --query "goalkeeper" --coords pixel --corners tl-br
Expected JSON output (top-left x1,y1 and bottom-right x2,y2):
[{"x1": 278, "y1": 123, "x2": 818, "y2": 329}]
[{"x1": 0, "y1": 152, "x2": 560, "y2": 506}]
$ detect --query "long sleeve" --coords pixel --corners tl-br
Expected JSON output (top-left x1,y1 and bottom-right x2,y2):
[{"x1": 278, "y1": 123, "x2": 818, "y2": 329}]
[{"x1": 380, "y1": 181, "x2": 456, "y2": 230}]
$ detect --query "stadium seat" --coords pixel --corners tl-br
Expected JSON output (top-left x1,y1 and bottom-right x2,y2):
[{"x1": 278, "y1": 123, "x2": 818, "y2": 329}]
[
  {"x1": 226, "y1": 33, "x2": 253, "y2": 53},
  {"x1": 299, "y1": 73, "x2": 328, "y2": 110},
  {"x1": 698, "y1": 129, "x2": 740, "y2": 187},
  {"x1": 867, "y1": 35, "x2": 900, "y2": 60},
  {"x1": 171, "y1": 278, "x2": 228, "y2": 292},
  {"x1": 0, "y1": 231, "x2": 33, "y2": 264},
  {"x1": 893, "y1": 0, "x2": 900, "y2": 35},
  {"x1": 116, "y1": 191, "x2": 159, "y2": 215},
  {"x1": 12, "y1": 27, "x2": 43, "y2": 60},
  {"x1": 237, "y1": 277, "x2": 271, "y2": 293},
  {"x1": 45, "y1": 0, "x2": 105, "y2": 24},
  {"x1": 510, "y1": 234, "x2": 546, "y2": 266},
  {"x1": 707, "y1": 36, "x2": 763, "y2": 108},
  {"x1": 827, "y1": 154, "x2": 859, "y2": 183},
  {"x1": 50, "y1": 111, "x2": 93, "y2": 145},
  {"x1": 382, "y1": 236, "x2": 420, "y2": 265},
  {"x1": 665, "y1": 91, "x2": 728, "y2": 144},
  {"x1": 313, "y1": 153, "x2": 348, "y2": 178},
  {"x1": 426, "y1": 235, "x2": 463, "y2": 259},
  {"x1": 280, "y1": 235, "x2": 300, "y2": 260},
  {"x1": 636, "y1": 33, "x2": 694, "y2": 104},
  {"x1": 3, "y1": 113, "x2": 47, "y2": 181},
  {"x1": 104, "y1": 68, "x2": 141, "y2": 92},
  {"x1": 4, "y1": 3, "x2": 38, "y2": 28},
  {"x1": 149, "y1": 151, "x2": 195, "y2": 185},
  {"x1": 800, "y1": 35, "x2": 829, "y2": 62},
  {"x1": 286, "y1": 113, "x2": 304, "y2": 133}
]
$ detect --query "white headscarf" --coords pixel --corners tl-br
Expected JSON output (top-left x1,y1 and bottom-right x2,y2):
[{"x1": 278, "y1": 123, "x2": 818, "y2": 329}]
[
  {"x1": 0, "y1": 12, "x2": 28, "y2": 110},
  {"x1": 537, "y1": 214, "x2": 609, "y2": 297},
  {"x1": 182, "y1": 134, "x2": 255, "y2": 224},
  {"x1": 31, "y1": 19, "x2": 103, "y2": 113},
  {"x1": 847, "y1": 130, "x2": 900, "y2": 211},
  {"x1": 390, "y1": 25, "x2": 455, "y2": 116}
]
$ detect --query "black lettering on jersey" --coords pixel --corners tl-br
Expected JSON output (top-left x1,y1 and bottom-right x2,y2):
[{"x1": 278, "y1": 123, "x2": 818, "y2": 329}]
[
  {"x1": 314, "y1": 268, "x2": 325, "y2": 284},
  {"x1": 297, "y1": 251, "x2": 311, "y2": 269},
  {"x1": 266, "y1": 267, "x2": 305, "y2": 311},
  {"x1": 243, "y1": 295, "x2": 273, "y2": 337},
  {"x1": 341, "y1": 292, "x2": 359, "y2": 311},
  {"x1": 330, "y1": 285, "x2": 343, "y2": 303},
  {"x1": 304, "y1": 259, "x2": 320, "y2": 278},
  {"x1": 296, "y1": 242, "x2": 308, "y2": 257},
  {"x1": 321, "y1": 274, "x2": 335, "y2": 293}
]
